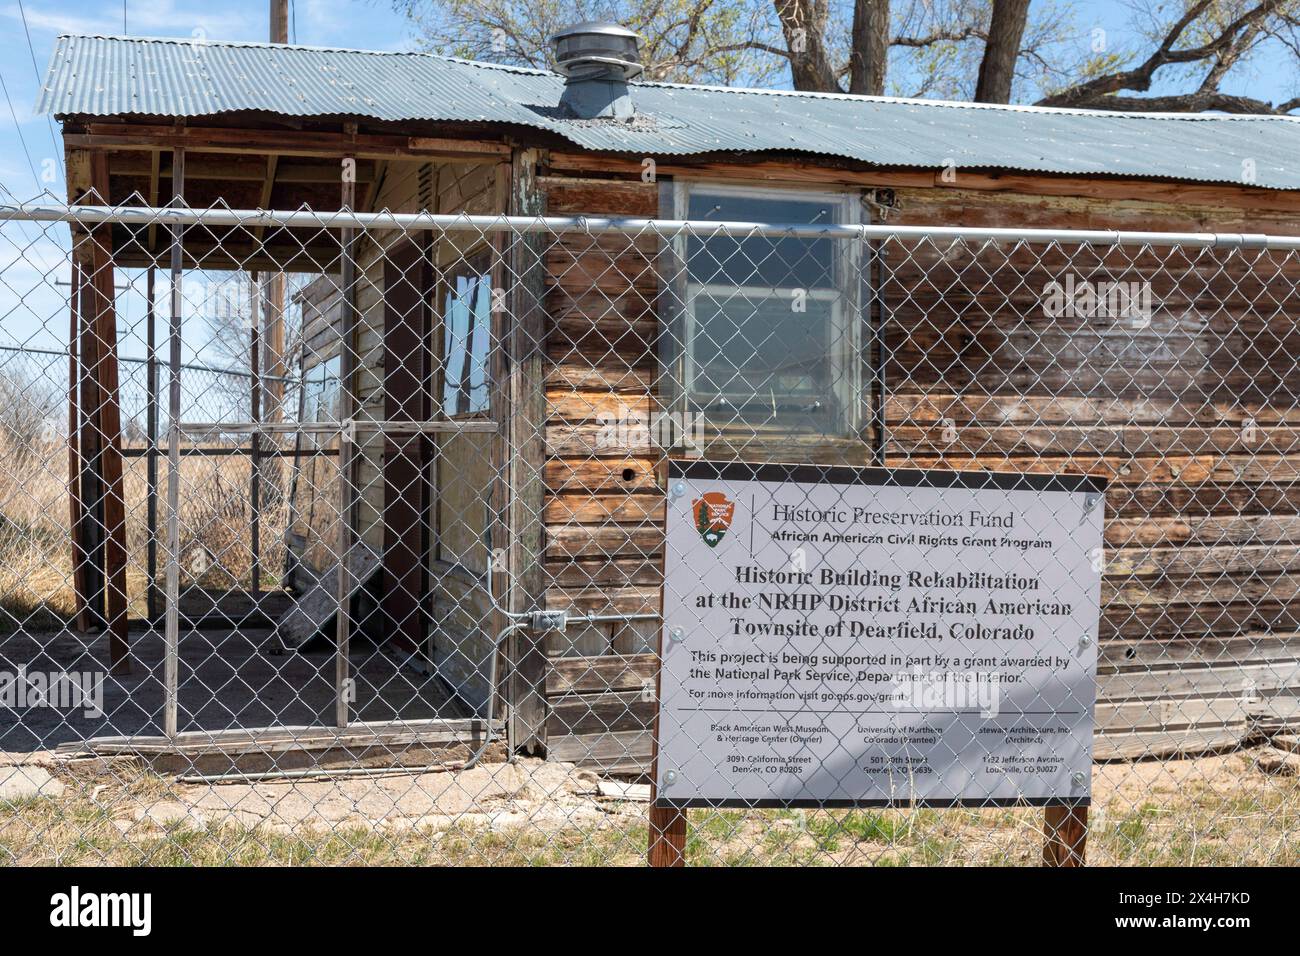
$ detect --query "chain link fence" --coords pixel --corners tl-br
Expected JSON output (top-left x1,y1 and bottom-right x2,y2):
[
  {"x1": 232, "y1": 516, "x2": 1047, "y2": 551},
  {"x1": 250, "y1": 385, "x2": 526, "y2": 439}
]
[{"x1": 0, "y1": 197, "x2": 1297, "y2": 865}]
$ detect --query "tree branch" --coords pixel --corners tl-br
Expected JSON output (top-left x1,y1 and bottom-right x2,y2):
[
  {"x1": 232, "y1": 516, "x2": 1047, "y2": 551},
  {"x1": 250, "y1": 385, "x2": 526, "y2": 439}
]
[{"x1": 1038, "y1": 0, "x2": 1283, "y2": 108}]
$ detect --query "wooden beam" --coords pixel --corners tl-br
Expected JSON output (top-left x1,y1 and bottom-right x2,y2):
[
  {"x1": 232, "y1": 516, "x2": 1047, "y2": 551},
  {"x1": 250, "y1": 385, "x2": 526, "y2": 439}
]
[
  {"x1": 73, "y1": 242, "x2": 105, "y2": 632},
  {"x1": 506, "y1": 146, "x2": 550, "y2": 756},
  {"x1": 163, "y1": 145, "x2": 185, "y2": 736},
  {"x1": 66, "y1": 258, "x2": 90, "y2": 633},
  {"x1": 86, "y1": 149, "x2": 130, "y2": 675},
  {"x1": 262, "y1": 272, "x2": 287, "y2": 422},
  {"x1": 249, "y1": 273, "x2": 262, "y2": 601},
  {"x1": 66, "y1": 148, "x2": 104, "y2": 633},
  {"x1": 66, "y1": 124, "x2": 510, "y2": 162},
  {"x1": 335, "y1": 149, "x2": 359, "y2": 729},
  {"x1": 253, "y1": 154, "x2": 279, "y2": 244},
  {"x1": 146, "y1": 148, "x2": 161, "y2": 251},
  {"x1": 648, "y1": 805, "x2": 688, "y2": 867},
  {"x1": 545, "y1": 151, "x2": 1300, "y2": 216},
  {"x1": 145, "y1": 267, "x2": 159, "y2": 623},
  {"x1": 107, "y1": 151, "x2": 379, "y2": 183},
  {"x1": 382, "y1": 239, "x2": 432, "y2": 656}
]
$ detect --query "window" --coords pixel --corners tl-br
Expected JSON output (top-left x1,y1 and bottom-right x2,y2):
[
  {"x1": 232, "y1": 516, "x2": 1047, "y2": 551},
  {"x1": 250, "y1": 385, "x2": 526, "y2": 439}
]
[
  {"x1": 441, "y1": 252, "x2": 493, "y2": 416},
  {"x1": 302, "y1": 354, "x2": 341, "y2": 423},
  {"x1": 663, "y1": 183, "x2": 862, "y2": 435}
]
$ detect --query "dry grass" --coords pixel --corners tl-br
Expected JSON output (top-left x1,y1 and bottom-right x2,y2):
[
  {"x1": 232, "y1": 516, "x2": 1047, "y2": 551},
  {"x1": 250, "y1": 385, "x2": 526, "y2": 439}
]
[
  {"x1": 2, "y1": 750, "x2": 1297, "y2": 866},
  {"x1": 0, "y1": 432, "x2": 296, "y2": 630}
]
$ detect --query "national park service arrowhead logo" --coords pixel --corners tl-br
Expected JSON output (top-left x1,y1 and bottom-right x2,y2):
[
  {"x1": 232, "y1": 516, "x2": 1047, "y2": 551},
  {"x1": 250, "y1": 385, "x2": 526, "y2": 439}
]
[{"x1": 692, "y1": 492, "x2": 735, "y2": 548}]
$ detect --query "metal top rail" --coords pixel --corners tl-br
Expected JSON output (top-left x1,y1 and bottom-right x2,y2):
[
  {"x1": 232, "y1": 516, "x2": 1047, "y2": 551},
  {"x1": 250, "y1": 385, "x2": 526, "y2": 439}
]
[{"x1": 1, "y1": 201, "x2": 1296, "y2": 249}]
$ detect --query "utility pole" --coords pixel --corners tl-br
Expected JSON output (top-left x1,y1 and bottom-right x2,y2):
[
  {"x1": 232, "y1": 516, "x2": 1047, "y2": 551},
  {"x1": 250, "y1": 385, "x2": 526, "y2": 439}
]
[
  {"x1": 264, "y1": 0, "x2": 288, "y2": 430},
  {"x1": 254, "y1": 0, "x2": 289, "y2": 578},
  {"x1": 271, "y1": 0, "x2": 289, "y2": 44}
]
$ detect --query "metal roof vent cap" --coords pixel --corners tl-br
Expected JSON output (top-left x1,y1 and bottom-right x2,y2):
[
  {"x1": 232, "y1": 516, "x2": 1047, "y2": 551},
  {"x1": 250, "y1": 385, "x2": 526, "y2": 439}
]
[{"x1": 552, "y1": 21, "x2": 643, "y2": 120}]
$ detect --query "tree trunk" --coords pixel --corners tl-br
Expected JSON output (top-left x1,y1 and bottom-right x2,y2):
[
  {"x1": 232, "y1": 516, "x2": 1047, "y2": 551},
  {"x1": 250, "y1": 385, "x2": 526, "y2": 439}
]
[
  {"x1": 974, "y1": 0, "x2": 1030, "y2": 103},
  {"x1": 774, "y1": 0, "x2": 841, "y2": 93},
  {"x1": 849, "y1": 0, "x2": 890, "y2": 96}
]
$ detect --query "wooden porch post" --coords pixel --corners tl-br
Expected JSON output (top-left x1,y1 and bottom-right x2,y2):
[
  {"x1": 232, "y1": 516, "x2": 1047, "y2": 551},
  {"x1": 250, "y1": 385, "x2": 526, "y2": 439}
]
[
  {"x1": 382, "y1": 240, "x2": 432, "y2": 655},
  {"x1": 68, "y1": 149, "x2": 129, "y2": 672},
  {"x1": 506, "y1": 147, "x2": 550, "y2": 755},
  {"x1": 88, "y1": 153, "x2": 129, "y2": 674},
  {"x1": 67, "y1": 258, "x2": 90, "y2": 633},
  {"x1": 145, "y1": 266, "x2": 159, "y2": 623}
]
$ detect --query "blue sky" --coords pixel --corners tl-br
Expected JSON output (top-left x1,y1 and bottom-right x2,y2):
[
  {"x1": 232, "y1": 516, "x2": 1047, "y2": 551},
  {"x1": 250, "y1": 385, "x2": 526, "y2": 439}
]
[
  {"x1": 0, "y1": 0, "x2": 419, "y2": 364},
  {"x1": 1, "y1": 0, "x2": 1297, "y2": 204},
  {"x1": 0, "y1": 0, "x2": 419, "y2": 198},
  {"x1": 0, "y1": 1, "x2": 1295, "y2": 366}
]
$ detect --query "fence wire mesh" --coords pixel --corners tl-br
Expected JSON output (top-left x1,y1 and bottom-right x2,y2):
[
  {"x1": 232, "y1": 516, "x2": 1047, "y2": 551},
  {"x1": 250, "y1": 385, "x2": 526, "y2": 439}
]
[{"x1": 0, "y1": 196, "x2": 1298, "y2": 866}]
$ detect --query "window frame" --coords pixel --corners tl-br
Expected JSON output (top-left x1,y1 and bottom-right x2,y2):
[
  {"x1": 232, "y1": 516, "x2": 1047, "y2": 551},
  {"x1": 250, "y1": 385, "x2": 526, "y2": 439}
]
[
  {"x1": 438, "y1": 245, "x2": 495, "y2": 420},
  {"x1": 663, "y1": 180, "x2": 865, "y2": 434}
]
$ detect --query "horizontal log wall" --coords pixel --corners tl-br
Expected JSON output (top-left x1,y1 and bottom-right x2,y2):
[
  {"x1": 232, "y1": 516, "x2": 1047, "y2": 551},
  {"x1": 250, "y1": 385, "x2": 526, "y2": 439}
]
[{"x1": 539, "y1": 166, "x2": 1300, "y2": 774}]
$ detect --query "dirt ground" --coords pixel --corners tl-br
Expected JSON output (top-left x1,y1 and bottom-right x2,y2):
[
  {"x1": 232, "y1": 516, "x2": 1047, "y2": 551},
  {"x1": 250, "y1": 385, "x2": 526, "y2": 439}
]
[
  {"x1": 0, "y1": 626, "x2": 462, "y2": 750},
  {"x1": 2, "y1": 744, "x2": 1298, "y2": 865}
]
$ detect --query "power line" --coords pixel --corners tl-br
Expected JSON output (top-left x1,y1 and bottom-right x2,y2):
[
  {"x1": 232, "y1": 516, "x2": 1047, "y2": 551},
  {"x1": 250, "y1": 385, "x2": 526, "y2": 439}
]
[
  {"x1": 15, "y1": 0, "x2": 64, "y2": 183},
  {"x1": 0, "y1": 67, "x2": 40, "y2": 194}
]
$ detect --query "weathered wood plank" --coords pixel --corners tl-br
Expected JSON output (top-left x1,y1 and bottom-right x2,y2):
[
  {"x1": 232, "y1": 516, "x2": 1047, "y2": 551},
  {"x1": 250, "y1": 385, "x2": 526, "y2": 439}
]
[
  {"x1": 546, "y1": 729, "x2": 654, "y2": 773},
  {"x1": 548, "y1": 689, "x2": 655, "y2": 737},
  {"x1": 544, "y1": 492, "x2": 665, "y2": 525},
  {"x1": 887, "y1": 424, "x2": 1300, "y2": 459},
  {"x1": 544, "y1": 585, "x2": 661, "y2": 616},
  {"x1": 545, "y1": 524, "x2": 663, "y2": 560},
  {"x1": 546, "y1": 654, "x2": 657, "y2": 695},
  {"x1": 543, "y1": 556, "x2": 662, "y2": 589},
  {"x1": 1105, "y1": 514, "x2": 1300, "y2": 548},
  {"x1": 887, "y1": 392, "x2": 1300, "y2": 427},
  {"x1": 886, "y1": 453, "x2": 1300, "y2": 485},
  {"x1": 544, "y1": 456, "x2": 662, "y2": 493},
  {"x1": 1099, "y1": 660, "x2": 1300, "y2": 702},
  {"x1": 1106, "y1": 544, "x2": 1300, "y2": 578},
  {"x1": 1099, "y1": 632, "x2": 1300, "y2": 672}
]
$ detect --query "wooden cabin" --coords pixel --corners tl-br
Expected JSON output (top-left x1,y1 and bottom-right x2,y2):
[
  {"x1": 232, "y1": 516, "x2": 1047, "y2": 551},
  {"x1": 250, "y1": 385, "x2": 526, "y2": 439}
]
[{"x1": 40, "y1": 30, "x2": 1300, "y2": 770}]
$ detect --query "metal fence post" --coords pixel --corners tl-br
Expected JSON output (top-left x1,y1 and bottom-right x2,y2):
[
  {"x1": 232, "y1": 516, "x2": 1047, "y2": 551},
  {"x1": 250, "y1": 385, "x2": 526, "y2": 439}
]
[
  {"x1": 162, "y1": 148, "x2": 185, "y2": 738},
  {"x1": 334, "y1": 159, "x2": 358, "y2": 729}
]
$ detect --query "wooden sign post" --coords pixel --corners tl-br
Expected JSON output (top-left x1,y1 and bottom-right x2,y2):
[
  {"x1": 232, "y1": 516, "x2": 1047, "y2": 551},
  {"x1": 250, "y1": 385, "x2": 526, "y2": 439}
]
[
  {"x1": 1043, "y1": 804, "x2": 1088, "y2": 866},
  {"x1": 647, "y1": 805, "x2": 688, "y2": 868},
  {"x1": 647, "y1": 804, "x2": 1087, "y2": 867}
]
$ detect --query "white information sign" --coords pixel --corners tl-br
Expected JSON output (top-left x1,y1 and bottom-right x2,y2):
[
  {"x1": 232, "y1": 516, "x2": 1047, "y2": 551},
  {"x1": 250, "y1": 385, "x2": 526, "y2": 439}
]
[{"x1": 656, "y1": 461, "x2": 1106, "y2": 808}]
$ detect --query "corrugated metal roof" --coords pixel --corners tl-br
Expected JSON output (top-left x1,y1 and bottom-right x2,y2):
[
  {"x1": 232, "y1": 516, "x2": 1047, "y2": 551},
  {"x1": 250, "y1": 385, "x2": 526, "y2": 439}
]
[{"x1": 38, "y1": 34, "x2": 1300, "y2": 190}]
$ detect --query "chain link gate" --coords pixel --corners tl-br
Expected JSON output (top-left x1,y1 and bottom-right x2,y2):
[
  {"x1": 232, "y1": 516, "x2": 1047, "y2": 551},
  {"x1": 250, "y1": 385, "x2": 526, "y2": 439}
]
[{"x1": 0, "y1": 197, "x2": 1298, "y2": 865}]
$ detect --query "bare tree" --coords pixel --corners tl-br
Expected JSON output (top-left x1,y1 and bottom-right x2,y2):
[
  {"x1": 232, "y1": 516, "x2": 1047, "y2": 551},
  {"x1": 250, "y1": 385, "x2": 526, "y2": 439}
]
[
  {"x1": 1038, "y1": 0, "x2": 1300, "y2": 113},
  {"x1": 849, "y1": 0, "x2": 890, "y2": 95},
  {"x1": 974, "y1": 0, "x2": 1029, "y2": 102},
  {"x1": 396, "y1": 0, "x2": 783, "y2": 84},
  {"x1": 398, "y1": 0, "x2": 1300, "y2": 112},
  {"x1": 773, "y1": 0, "x2": 840, "y2": 90}
]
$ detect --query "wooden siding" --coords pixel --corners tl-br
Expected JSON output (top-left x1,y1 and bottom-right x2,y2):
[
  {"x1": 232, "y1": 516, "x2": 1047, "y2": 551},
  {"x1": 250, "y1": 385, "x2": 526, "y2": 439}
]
[{"x1": 538, "y1": 167, "x2": 1300, "y2": 775}]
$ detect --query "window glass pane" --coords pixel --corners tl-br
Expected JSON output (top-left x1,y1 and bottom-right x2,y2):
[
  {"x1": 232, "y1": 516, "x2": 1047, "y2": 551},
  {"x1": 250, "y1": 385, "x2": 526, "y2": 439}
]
[
  {"x1": 468, "y1": 277, "x2": 492, "y2": 413},
  {"x1": 442, "y1": 268, "x2": 492, "y2": 415},
  {"x1": 686, "y1": 191, "x2": 839, "y2": 290},
  {"x1": 691, "y1": 292, "x2": 835, "y2": 412},
  {"x1": 304, "y1": 354, "x2": 341, "y2": 422}
]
